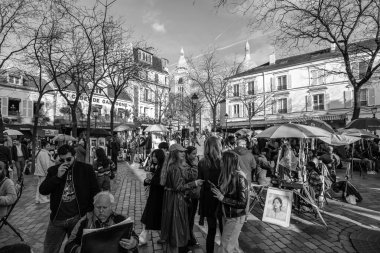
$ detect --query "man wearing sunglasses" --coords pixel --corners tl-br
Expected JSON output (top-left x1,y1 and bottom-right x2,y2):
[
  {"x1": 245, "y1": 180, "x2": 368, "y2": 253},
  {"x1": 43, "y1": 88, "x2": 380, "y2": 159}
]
[{"x1": 39, "y1": 144, "x2": 100, "y2": 253}]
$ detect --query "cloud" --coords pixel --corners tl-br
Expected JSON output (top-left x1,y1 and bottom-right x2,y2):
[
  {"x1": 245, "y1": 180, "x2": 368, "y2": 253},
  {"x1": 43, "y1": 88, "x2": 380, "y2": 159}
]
[{"x1": 152, "y1": 22, "x2": 166, "y2": 33}]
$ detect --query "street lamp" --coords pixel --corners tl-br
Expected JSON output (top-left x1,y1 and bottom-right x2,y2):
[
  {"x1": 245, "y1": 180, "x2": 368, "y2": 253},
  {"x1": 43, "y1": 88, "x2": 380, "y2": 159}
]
[
  {"x1": 371, "y1": 106, "x2": 377, "y2": 118},
  {"x1": 93, "y1": 107, "x2": 99, "y2": 128},
  {"x1": 224, "y1": 113, "x2": 228, "y2": 138},
  {"x1": 191, "y1": 94, "x2": 199, "y2": 145}
]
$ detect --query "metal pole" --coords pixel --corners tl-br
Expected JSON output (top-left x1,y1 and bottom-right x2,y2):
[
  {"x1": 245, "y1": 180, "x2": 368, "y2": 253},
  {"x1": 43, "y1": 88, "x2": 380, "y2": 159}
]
[{"x1": 193, "y1": 104, "x2": 196, "y2": 146}]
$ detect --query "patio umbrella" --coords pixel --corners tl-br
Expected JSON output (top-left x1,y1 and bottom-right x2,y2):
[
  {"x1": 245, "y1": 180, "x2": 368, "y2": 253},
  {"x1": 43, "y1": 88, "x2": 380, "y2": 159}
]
[
  {"x1": 320, "y1": 134, "x2": 361, "y2": 146},
  {"x1": 337, "y1": 128, "x2": 377, "y2": 139},
  {"x1": 345, "y1": 118, "x2": 380, "y2": 131},
  {"x1": 256, "y1": 123, "x2": 332, "y2": 139},
  {"x1": 305, "y1": 119, "x2": 335, "y2": 133},
  {"x1": 235, "y1": 128, "x2": 254, "y2": 136},
  {"x1": 52, "y1": 134, "x2": 77, "y2": 142},
  {"x1": 144, "y1": 124, "x2": 168, "y2": 132},
  {"x1": 3, "y1": 129, "x2": 23, "y2": 136},
  {"x1": 114, "y1": 124, "x2": 133, "y2": 132}
]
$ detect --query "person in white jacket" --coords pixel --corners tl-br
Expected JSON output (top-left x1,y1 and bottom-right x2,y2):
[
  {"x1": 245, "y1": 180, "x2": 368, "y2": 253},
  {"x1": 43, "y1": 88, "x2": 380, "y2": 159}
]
[{"x1": 34, "y1": 140, "x2": 55, "y2": 204}]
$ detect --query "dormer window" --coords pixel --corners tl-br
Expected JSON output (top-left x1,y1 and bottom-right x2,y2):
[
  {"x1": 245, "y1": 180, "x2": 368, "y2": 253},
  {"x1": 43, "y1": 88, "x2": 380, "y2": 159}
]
[
  {"x1": 9, "y1": 75, "x2": 21, "y2": 85},
  {"x1": 138, "y1": 49, "x2": 153, "y2": 64},
  {"x1": 94, "y1": 87, "x2": 103, "y2": 95}
]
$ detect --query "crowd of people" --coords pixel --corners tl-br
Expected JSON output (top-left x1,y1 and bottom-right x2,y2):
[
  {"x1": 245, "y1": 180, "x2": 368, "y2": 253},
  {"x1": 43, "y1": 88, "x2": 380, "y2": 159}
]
[{"x1": 1, "y1": 129, "x2": 380, "y2": 253}]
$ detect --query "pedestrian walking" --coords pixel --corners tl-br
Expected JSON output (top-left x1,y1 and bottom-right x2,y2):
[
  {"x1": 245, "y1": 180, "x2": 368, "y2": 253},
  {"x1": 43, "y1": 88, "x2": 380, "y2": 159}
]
[
  {"x1": 198, "y1": 136, "x2": 223, "y2": 253},
  {"x1": 161, "y1": 144, "x2": 204, "y2": 253},
  {"x1": 110, "y1": 136, "x2": 120, "y2": 171},
  {"x1": 34, "y1": 140, "x2": 55, "y2": 204},
  {"x1": 93, "y1": 148, "x2": 114, "y2": 191},
  {"x1": 0, "y1": 138, "x2": 12, "y2": 178},
  {"x1": 211, "y1": 151, "x2": 248, "y2": 253},
  {"x1": 11, "y1": 139, "x2": 29, "y2": 181},
  {"x1": 75, "y1": 138, "x2": 86, "y2": 163},
  {"x1": 39, "y1": 144, "x2": 100, "y2": 253},
  {"x1": 139, "y1": 149, "x2": 166, "y2": 245},
  {"x1": 183, "y1": 146, "x2": 201, "y2": 247}
]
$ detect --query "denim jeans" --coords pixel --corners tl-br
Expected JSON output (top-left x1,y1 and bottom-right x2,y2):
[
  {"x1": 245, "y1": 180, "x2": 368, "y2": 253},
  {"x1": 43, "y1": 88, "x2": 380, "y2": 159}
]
[
  {"x1": 43, "y1": 215, "x2": 80, "y2": 253},
  {"x1": 218, "y1": 215, "x2": 245, "y2": 253}
]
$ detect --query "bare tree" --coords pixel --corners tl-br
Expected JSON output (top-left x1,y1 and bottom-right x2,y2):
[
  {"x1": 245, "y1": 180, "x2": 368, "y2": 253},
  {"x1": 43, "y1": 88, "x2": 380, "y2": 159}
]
[
  {"x1": 218, "y1": 0, "x2": 380, "y2": 120},
  {"x1": 0, "y1": 0, "x2": 37, "y2": 69},
  {"x1": 154, "y1": 85, "x2": 170, "y2": 124},
  {"x1": 22, "y1": 6, "x2": 71, "y2": 173},
  {"x1": 103, "y1": 41, "x2": 142, "y2": 132},
  {"x1": 187, "y1": 51, "x2": 237, "y2": 130},
  {"x1": 61, "y1": 0, "x2": 123, "y2": 162}
]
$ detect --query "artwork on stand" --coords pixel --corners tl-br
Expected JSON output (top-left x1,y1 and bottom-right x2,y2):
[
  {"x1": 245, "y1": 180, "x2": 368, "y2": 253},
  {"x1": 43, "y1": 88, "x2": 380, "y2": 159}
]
[
  {"x1": 98, "y1": 137, "x2": 107, "y2": 155},
  {"x1": 262, "y1": 187, "x2": 293, "y2": 227},
  {"x1": 90, "y1": 138, "x2": 98, "y2": 159}
]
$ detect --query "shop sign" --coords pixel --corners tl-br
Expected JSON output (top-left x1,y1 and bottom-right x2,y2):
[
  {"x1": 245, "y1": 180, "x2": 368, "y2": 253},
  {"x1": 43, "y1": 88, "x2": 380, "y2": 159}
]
[{"x1": 61, "y1": 92, "x2": 130, "y2": 108}]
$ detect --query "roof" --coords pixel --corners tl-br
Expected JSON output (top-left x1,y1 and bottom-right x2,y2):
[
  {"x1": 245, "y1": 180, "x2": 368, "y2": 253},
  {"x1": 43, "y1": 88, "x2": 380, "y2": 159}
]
[
  {"x1": 107, "y1": 87, "x2": 132, "y2": 102},
  {"x1": 228, "y1": 38, "x2": 378, "y2": 80},
  {"x1": 0, "y1": 68, "x2": 54, "y2": 92},
  {"x1": 133, "y1": 48, "x2": 169, "y2": 74}
]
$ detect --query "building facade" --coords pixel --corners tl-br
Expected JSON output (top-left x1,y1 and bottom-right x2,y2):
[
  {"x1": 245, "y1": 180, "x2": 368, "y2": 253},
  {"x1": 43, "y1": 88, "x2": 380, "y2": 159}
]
[
  {"x1": 225, "y1": 40, "x2": 380, "y2": 130},
  {"x1": 132, "y1": 48, "x2": 170, "y2": 124}
]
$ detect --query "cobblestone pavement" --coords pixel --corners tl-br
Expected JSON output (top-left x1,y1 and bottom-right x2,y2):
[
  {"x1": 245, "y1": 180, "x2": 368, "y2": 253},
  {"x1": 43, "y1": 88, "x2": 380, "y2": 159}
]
[{"x1": 1, "y1": 162, "x2": 379, "y2": 252}]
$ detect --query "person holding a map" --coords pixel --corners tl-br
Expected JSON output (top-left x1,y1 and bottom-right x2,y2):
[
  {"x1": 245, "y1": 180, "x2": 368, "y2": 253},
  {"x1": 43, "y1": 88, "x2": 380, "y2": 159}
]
[{"x1": 64, "y1": 191, "x2": 139, "y2": 253}]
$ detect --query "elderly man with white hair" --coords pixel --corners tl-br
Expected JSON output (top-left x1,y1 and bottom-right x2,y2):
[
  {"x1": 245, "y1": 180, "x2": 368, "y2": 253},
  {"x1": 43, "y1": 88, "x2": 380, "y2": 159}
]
[{"x1": 64, "y1": 191, "x2": 139, "y2": 253}]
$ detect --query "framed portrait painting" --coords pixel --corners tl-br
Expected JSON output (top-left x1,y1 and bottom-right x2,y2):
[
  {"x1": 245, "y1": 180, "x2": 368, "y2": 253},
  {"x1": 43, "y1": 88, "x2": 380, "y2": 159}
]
[{"x1": 262, "y1": 187, "x2": 293, "y2": 227}]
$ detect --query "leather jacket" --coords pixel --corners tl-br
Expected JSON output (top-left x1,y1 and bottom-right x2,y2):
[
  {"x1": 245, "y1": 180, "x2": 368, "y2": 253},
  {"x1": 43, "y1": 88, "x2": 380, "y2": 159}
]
[{"x1": 221, "y1": 171, "x2": 248, "y2": 218}]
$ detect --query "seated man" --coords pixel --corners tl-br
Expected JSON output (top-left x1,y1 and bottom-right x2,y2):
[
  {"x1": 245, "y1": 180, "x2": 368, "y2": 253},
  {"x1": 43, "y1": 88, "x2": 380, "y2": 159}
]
[
  {"x1": 306, "y1": 161, "x2": 323, "y2": 198},
  {"x1": 0, "y1": 161, "x2": 17, "y2": 218},
  {"x1": 64, "y1": 191, "x2": 138, "y2": 253}
]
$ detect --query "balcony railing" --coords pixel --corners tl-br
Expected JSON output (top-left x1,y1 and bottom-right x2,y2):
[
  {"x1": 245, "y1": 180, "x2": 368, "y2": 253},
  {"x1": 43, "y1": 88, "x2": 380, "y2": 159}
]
[
  {"x1": 278, "y1": 108, "x2": 287, "y2": 114},
  {"x1": 313, "y1": 105, "x2": 325, "y2": 111},
  {"x1": 248, "y1": 90, "x2": 255, "y2": 95},
  {"x1": 233, "y1": 92, "x2": 239, "y2": 97},
  {"x1": 277, "y1": 85, "x2": 287, "y2": 91}
]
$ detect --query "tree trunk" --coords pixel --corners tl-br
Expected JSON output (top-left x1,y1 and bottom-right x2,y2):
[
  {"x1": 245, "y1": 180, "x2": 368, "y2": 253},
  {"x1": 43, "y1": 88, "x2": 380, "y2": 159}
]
[
  {"x1": 249, "y1": 116, "x2": 252, "y2": 130},
  {"x1": 212, "y1": 106, "x2": 217, "y2": 132},
  {"x1": 31, "y1": 97, "x2": 43, "y2": 175},
  {"x1": 110, "y1": 101, "x2": 115, "y2": 133},
  {"x1": 352, "y1": 87, "x2": 361, "y2": 120},
  {"x1": 71, "y1": 110, "x2": 78, "y2": 138},
  {"x1": 85, "y1": 96, "x2": 94, "y2": 164}
]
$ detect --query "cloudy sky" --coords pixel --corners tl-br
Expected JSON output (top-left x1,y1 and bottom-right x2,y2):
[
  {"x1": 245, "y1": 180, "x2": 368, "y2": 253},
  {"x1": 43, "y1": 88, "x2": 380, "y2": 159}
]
[{"x1": 83, "y1": 0, "x2": 276, "y2": 70}]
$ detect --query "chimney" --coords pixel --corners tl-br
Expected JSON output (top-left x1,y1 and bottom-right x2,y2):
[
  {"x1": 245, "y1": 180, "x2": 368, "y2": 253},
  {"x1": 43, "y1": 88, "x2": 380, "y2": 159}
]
[
  {"x1": 330, "y1": 43, "x2": 336, "y2": 52},
  {"x1": 269, "y1": 53, "x2": 276, "y2": 65}
]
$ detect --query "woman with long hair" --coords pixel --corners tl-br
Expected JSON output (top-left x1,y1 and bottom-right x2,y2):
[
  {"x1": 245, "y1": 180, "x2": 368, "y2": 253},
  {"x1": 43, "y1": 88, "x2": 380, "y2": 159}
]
[
  {"x1": 161, "y1": 144, "x2": 203, "y2": 253},
  {"x1": 211, "y1": 151, "x2": 248, "y2": 253},
  {"x1": 198, "y1": 136, "x2": 223, "y2": 253},
  {"x1": 93, "y1": 148, "x2": 114, "y2": 191},
  {"x1": 182, "y1": 146, "x2": 200, "y2": 247},
  {"x1": 139, "y1": 149, "x2": 166, "y2": 245}
]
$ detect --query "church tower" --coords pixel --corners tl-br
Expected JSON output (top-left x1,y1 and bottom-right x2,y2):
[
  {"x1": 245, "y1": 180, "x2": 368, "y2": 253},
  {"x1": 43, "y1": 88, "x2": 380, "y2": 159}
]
[
  {"x1": 236, "y1": 40, "x2": 257, "y2": 74},
  {"x1": 173, "y1": 47, "x2": 189, "y2": 96}
]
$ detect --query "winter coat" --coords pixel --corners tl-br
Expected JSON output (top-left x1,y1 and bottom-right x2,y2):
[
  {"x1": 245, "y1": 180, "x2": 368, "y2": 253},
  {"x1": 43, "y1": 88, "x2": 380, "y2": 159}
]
[
  {"x1": 39, "y1": 160, "x2": 100, "y2": 221},
  {"x1": 34, "y1": 149, "x2": 55, "y2": 177},
  {"x1": 233, "y1": 146, "x2": 256, "y2": 183},
  {"x1": 0, "y1": 177, "x2": 17, "y2": 217},
  {"x1": 161, "y1": 164, "x2": 197, "y2": 248}
]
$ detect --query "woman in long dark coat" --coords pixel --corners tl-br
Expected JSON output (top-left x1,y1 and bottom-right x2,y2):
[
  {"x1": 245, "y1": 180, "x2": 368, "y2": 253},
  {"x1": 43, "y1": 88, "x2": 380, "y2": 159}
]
[
  {"x1": 140, "y1": 149, "x2": 166, "y2": 245},
  {"x1": 198, "y1": 136, "x2": 223, "y2": 253},
  {"x1": 161, "y1": 144, "x2": 204, "y2": 253}
]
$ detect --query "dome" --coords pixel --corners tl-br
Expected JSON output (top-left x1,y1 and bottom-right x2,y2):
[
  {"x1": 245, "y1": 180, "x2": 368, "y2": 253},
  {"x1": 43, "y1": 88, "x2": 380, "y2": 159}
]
[{"x1": 236, "y1": 41, "x2": 257, "y2": 74}]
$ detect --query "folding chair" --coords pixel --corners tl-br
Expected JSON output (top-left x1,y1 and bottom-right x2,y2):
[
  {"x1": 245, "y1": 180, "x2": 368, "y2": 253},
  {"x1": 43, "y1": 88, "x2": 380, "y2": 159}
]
[{"x1": 0, "y1": 177, "x2": 24, "y2": 241}]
